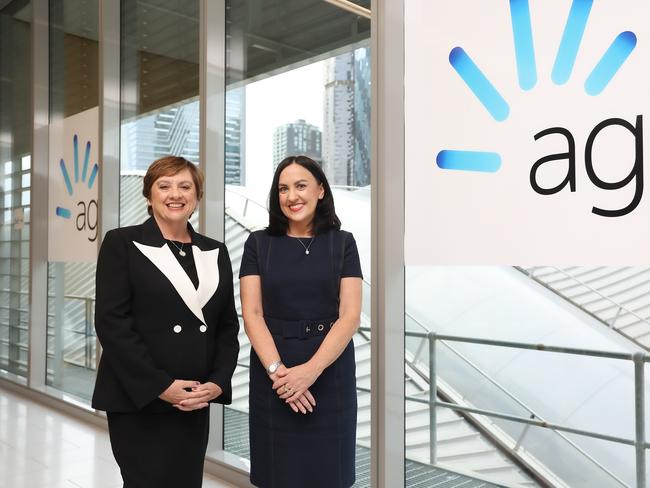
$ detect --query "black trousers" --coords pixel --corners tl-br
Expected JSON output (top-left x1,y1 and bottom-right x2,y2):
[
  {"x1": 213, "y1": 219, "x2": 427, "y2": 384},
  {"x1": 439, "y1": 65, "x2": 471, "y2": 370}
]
[{"x1": 107, "y1": 408, "x2": 209, "y2": 488}]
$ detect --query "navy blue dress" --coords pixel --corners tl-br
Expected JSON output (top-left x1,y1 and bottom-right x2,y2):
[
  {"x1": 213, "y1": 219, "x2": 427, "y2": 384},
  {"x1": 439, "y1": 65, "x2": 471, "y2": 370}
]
[{"x1": 240, "y1": 229, "x2": 363, "y2": 488}]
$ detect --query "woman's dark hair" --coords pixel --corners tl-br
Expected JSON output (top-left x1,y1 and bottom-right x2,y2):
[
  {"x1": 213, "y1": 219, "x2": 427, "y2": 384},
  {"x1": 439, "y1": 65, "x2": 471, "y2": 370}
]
[
  {"x1": 143, "y1": 156, "x2": 204, "y2": 216},
  {"x1": 267, "y1": 155, "x2": 341, "y2": 236}
]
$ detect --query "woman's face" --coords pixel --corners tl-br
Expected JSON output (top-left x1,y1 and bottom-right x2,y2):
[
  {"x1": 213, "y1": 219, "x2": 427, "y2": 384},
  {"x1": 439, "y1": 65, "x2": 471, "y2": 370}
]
[
  {"x1": 148, "y1": 168, "x2": 198, "y2": 226},
  {"x1": 278, "y1": 163, "x2": 324, "y2": 232}
]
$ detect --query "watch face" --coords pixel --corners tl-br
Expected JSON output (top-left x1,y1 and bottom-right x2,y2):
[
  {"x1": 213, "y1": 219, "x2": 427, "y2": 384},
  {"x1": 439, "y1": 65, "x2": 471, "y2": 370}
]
[{"x1": 268, "y1": 361, "x2": 281, "y2": 374}]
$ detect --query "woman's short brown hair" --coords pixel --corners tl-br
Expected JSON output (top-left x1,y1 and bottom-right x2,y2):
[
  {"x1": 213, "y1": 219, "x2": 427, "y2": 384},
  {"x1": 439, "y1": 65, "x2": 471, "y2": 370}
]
[{"x1": 143, "y1": 156, "x2": 204, "y2": 216}]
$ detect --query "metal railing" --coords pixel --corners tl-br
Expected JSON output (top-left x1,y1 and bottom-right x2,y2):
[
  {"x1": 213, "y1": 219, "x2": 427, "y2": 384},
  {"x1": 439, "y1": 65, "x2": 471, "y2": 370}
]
[
  {"x1": 62, "y1": 294, "x2": 96, "y2": 369},
  {"x1": 396, "y1": 328, "x2": 649, "y2": 488},
  {"x1": 521, "y1": 266, "x2": 650, "y2": 341},
  {"x1": 48, "y1": 294, "x2": 96, "y2": 370}
]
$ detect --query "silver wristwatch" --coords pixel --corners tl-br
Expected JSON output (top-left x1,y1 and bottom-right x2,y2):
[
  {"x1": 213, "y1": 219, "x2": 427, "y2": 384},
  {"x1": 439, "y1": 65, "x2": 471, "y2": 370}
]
[{"x1": 266, "y1": 360, "x2": 283, "y2": 375}]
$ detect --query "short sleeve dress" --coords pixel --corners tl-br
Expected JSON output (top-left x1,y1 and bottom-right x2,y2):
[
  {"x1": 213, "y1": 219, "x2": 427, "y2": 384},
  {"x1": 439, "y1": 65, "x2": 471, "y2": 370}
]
[{"x1": 240, "y1": 229, "x2": 363, "y2": 488}]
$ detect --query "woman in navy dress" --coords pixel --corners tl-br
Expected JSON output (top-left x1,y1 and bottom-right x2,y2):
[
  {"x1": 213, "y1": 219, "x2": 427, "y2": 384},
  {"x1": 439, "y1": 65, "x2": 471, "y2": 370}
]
[{"x1": 240, "y1": 155, "x2": 363, "y2": 488}]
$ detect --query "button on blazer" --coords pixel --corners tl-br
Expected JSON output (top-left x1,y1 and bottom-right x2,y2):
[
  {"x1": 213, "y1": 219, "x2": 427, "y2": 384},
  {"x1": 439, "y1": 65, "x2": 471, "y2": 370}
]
[{"x1": 92, "y1": 217, "x2": 240, "y2": 413}]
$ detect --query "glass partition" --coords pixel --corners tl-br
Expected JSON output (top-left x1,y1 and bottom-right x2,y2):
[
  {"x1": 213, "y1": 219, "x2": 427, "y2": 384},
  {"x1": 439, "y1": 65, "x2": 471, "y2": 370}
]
[
  {"x1": 0, "y1": 1, "x2": 32, "y2": 381},
  {"x1": 221, "y1": 2, "x2": 371, "y2": 485},
  {"x1": 45, "y1": 0, "x2": 100, "y2": 400},
  {"x1": 404, "y1": 264, "x2": 650, "y2": 487},
  {"x1": 119, "y1": 0, "x2": 200, "y2": 227}
]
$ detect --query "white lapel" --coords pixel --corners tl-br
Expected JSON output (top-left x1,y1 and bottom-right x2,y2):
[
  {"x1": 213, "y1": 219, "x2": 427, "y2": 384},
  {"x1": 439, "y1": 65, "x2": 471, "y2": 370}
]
[
  {"x1": 192, "y1": 246, "x2": 220, "y2": 309},
  {"x1": 133, "y1": 241, "x2": 207, "y2": 325}
]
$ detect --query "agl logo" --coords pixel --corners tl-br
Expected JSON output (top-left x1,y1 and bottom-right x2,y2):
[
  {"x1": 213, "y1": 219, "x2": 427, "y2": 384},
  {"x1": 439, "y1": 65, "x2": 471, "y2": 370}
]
[
  {"x1": 438, "y1": 0, "x2": 640, "y2": 217},
  {"x1": 55, "y1": 134, "x2": 99, "y2": 241}
]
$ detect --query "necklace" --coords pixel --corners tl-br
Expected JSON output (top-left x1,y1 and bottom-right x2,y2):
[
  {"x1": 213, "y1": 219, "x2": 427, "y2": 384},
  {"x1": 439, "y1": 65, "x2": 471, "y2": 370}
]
[
  {"x1": 168, "y1": 240, "x2": 187, "y2": 257},
  {"x1": 294, "y1": 236, "x2": 315, "y2": 255}
]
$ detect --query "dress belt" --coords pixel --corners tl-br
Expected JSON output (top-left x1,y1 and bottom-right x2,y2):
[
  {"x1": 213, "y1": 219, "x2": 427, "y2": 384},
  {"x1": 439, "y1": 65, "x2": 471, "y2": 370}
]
[{"x1": 265, "y1": 317, "x2": 338, "y2": 340}]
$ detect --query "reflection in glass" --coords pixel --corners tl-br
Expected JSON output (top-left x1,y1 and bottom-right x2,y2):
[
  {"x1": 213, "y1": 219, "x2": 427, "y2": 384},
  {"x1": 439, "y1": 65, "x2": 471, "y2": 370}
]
[
  {"x1": 223, "y1": 2, "x2": 371, "y2": 485},
  {"x1": 119, "y1": 0, "x2": 200, "y2": 226},
  {"x1": 0, "y1": 3, "x2": 32, "y2": 380},
  {"x1": 46, "y1": 0, "x2": 99, "y2": 400}
]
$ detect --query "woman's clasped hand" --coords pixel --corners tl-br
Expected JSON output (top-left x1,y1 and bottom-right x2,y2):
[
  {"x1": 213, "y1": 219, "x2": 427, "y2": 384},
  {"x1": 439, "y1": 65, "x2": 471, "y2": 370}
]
[
  {"x1": 272, "y1": 362, "x2": 321, "y2": 404},
  {"x1": 158, "y1": 380, "x2": 223, "y2": 411},
  {"x1": 269, "y1": 364, "x2": 317, "y2": 413}
]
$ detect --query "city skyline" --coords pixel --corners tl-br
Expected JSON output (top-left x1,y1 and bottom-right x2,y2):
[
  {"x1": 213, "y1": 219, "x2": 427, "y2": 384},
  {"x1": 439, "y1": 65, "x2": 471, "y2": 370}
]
[
  {"x1": 119, "y1": 45, "x2": 370, "y2": 197},
  {"x1": 267, "y1": 46, "x2": 370, "y2": 187}
]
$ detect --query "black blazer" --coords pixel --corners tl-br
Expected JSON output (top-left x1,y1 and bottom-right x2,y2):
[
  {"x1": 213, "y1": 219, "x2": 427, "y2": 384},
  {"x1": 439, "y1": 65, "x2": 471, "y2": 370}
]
[{"x1": 91, "y1": 217, "x2": 239, "y2": 413}]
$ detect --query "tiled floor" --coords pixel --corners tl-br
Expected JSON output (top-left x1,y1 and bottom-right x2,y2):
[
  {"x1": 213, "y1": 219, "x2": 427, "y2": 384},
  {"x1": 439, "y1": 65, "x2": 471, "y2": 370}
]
[{"x1": 0, "y1": 387, "x2": 237, "y2": 488}]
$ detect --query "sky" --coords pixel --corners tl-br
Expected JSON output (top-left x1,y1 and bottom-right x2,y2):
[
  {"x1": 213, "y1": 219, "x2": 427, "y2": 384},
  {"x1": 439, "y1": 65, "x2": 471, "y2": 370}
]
[{"x1": 243, "y1": 61, "x2": 325, "y2": 197}]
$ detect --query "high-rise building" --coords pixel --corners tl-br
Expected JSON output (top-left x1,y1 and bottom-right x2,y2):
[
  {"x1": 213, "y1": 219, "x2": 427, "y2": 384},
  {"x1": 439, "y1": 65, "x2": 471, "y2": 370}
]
[
  {"x1": 225, "y1": 87, "x2": 246, "y2": 185},
  {"x1": 121, "y1": 101, "x2": 200, "y2": 171},
  {"x1": 272, "y1": 119, "x2": 322, "y2": 169},
  {"x1": 354, "y1": 47, "x2": 371, "y2": 187},
  {"x1": 322, "y1": 47, "x2": 371, "y2": 187},
  {"x1": 120, "y1": 91, "x2": 246, "y2": 185},
  {"x1": 323, "y1": 52, "x2": 354, "y2": 186}
]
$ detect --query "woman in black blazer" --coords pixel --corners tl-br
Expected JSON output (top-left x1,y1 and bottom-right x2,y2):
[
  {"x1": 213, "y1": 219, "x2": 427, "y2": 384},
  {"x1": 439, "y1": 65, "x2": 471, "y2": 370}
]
[{"x1": 92, "y1": 156, "x2": 239, "y2": 488}]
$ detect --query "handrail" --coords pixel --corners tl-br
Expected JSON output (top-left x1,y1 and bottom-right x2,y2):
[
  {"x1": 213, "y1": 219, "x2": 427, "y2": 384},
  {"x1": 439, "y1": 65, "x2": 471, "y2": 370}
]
[
  {"x1": 519, "y1": 266, "x2": 650, "y2": 333},
  {"x1": 434, "y1": 340, "x2": 625, "y2": 484},
  {"x1": 405, "y1": 330, "x2": 638, "y2": 360},
  {"x1": 369, "y1": 324, "x2": 636, "y2": 487},
  {"x1": 403, "y1": 308, "x2": 647, "y2": 486},
  {"x1": 58, "y1": 294, "x2": 95, "y2": 370},
  {"x1": 405, "y1": 329, "x2": 648, "y2": 488}
]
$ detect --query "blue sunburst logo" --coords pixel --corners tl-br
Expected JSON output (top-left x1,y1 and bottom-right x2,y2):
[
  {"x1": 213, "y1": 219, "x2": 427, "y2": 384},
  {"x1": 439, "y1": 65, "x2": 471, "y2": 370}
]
[
  {"x1": 437, "y1": 0, "x2": 637, "y2": 173},
  {"x1": 55, "y1": 134, "x2": 99, "y2": 219}
]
